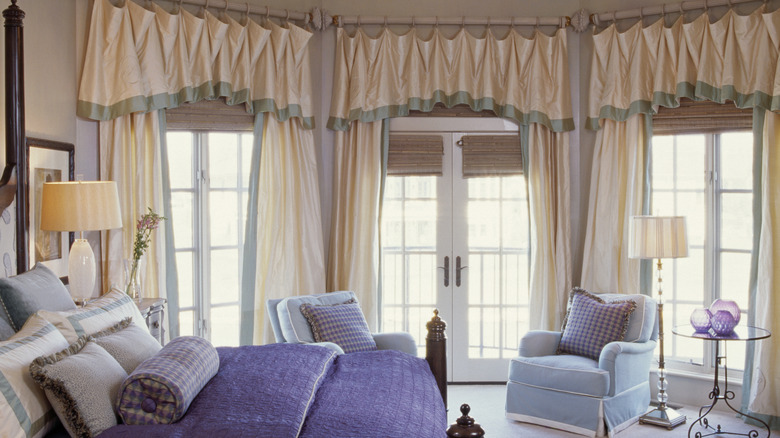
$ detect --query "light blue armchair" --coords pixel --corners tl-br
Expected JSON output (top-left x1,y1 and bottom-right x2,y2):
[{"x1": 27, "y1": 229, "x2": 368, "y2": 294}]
[
  {"x1": 505, "y1": 293, "x2": 659, "y2": 437},
  {"x1": 266, "y1": 291, "x2": 417, "y2": 356}
]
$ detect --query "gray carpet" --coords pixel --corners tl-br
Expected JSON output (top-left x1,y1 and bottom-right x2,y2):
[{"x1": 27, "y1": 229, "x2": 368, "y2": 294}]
[{"x1": 447, "y1": 384, "x2": 776, "y2": 437}]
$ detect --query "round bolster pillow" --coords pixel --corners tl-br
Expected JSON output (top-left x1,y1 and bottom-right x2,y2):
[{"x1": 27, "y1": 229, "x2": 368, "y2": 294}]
[{"x1": 115, "y1": 336, "x2": 219, "y2": 425}]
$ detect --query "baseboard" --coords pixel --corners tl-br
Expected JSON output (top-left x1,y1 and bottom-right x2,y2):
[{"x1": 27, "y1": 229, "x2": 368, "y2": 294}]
[{"x1": 449, "y1": 381, "x2": 507, "y2": 385}]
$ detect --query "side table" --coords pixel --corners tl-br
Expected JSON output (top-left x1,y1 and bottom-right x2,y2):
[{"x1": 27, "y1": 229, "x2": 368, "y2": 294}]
[
  {"x1": 136, "y1": 298, "x2": 166, "y2": 345},
  {"x1": 672, "y1": 325, "x2": 772, "y2": 438}
]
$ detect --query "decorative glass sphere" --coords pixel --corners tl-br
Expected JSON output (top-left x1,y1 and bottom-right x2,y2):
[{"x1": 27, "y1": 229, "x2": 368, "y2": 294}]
[
  {"x1": 657, "y1": 379, "x2": 668, "y2": 391},
  {"x1": 657, "y1": 368, "x2": 666, "y2": 379},
  {"x1": 657, "y1": 392, "x2": 668, "y2": 403},
  {"x1": 709, "y1": 299, "x2": 741, "y2": 325},
  {"x1": 690, "y1": 308, "x2": 712, "y2": 332},
  {"x1": 711, "y1": 310, "x2": 737, "y2": 336}
]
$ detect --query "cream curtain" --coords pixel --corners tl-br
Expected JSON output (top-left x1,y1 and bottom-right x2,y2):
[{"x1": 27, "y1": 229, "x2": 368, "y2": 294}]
[
  {"x1": 247, "y1": 115, "x2": 325, "y2": 344},
  {"x1": 328, "y1": 27, "x2": 573, "y2": 132},
  {"x1": 327, "y1": 121, "x2": 384, "y2": 330},
  {"x1": 79, "y1": 0, "x2": 314, "y2": 127},
  {"x1": 99, "y1": 111, "x2": 167, "y2": 300},
  {"x1": 581, "y1": 116, "x2": 647, "y2": 293},
  {"x1": 525, "y1": 124, "x2": 572, "y2": 330}
]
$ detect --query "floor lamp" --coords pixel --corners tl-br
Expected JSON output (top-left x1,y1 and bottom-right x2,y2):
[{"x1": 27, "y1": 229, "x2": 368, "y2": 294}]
[
  {"x1": 629, "y1": 215, "x2": 688, "y2": 430},
  {"x1": 40, "y1": 181, "x2": 122, "y2": 305}
]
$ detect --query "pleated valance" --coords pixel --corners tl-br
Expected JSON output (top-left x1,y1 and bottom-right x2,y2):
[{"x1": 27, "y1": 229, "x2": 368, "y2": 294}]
[
  {"x1": 78, "y1": 0, "x2": 314, "y2": 128},
  {"x1": 587, "y1": 6, "x2": 780, "y2": 130},
  {"x1": 328, "y1": 27, "x2": 574, "y2": 132}
]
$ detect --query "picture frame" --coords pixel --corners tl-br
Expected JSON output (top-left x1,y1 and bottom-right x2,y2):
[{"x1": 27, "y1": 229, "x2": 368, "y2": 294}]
[{"x1": 26, "y1": 137, "x2": 75, "y2": 278}]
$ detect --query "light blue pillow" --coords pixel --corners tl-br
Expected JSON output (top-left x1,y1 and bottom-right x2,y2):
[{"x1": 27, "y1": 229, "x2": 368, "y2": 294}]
[
  {"x1": 0, "y1": 263, "x2": 76, "y2": 331},
  {"x1": 276, "y1": 291, "x2": 356, "y2": 344}
]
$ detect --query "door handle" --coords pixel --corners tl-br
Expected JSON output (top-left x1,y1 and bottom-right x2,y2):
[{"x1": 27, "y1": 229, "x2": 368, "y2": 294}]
[
  {"x1": 438, "y1": 256, "x2": 449, "y2": 287},
  {"x1": 456, "y1": 256, "x2": 467, "y2": 287}
]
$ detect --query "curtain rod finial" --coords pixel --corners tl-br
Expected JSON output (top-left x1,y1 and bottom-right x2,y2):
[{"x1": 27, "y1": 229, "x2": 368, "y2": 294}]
[{"x1": 572, "y1": 9, "x2": 589, "y2": 32}]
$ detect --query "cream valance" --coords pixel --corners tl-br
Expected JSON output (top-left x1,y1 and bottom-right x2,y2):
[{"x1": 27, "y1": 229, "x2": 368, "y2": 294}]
[
  {"x1": 588, "y1": 6, "x2": 780, "y2": 130},
  {"x1": 328, "y1": 27, "x2": 574, "y2": 132},
  {"x1": 78, "y1": 0, "x2": 314, "y2": 128}
]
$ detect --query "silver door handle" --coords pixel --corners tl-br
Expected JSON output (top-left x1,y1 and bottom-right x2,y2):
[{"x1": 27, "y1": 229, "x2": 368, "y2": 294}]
[
  {"x1": 438, "y1": 256, "x2": 449, "y2": 287},
  {"x1": 456, "y1": 256, "x2": 467, "y2": 287}
]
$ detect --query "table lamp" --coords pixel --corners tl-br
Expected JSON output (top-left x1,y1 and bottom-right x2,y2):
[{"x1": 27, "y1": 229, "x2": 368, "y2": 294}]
[
  {"x1": 40, "y1": 180, "x2": 122, "y2": 304},
  {"x1": 628, "y1": 215, "x2": 688, "y2": 429}
]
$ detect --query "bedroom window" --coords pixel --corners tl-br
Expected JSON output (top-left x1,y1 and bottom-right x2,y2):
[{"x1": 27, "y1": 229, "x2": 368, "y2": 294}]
[
  {"x1": 650, "y1": 129, "x2": 753, "y2": 373},
  {"x1": 166, "y1": 130, "x2": 253, "y2": 347}
]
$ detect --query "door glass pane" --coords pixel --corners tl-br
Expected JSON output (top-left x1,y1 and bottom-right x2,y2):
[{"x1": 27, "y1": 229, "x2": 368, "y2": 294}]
[
  {"x1": 209, "y1": 191, "x2": 239, "y2": 246},
  {"x1": 171, "y1": 192, "x2": 194, "y2": 248},
  {"x1": 210, "y1": 248, "x2": 239, "y2": 304},
  {"x1": 210, "y1": 305, "x2": 239, "y2": 347},
  {"x1": 720, "y1": 132, "x2": 753, "y2": 190},
  {"x1": 179, "y1": 310, "x2": 195, "y2": 337},
  {"x1": 208, "y1": 133, "x2": 238, "y2": 188},
  {"x1": 176, "y1": 251, "x2": 194, "y2": 308},
  {"x1": 167, "y1": 132, "x2": 194, "y2": 189},
  {"x1": 720, "y1": 193, "x2": 752, "y2": 251}
]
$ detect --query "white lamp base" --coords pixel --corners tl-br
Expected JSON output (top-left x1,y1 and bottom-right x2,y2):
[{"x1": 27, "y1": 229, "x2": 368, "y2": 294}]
[{"x1": 68, "y1": 238, "x2": 96, "y2": 304}]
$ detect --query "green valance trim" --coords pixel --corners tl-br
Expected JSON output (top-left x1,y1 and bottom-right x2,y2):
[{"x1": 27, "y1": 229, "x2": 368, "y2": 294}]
[
  {"x1": 587, "y1": 81, "x2": 780, "y2": 130},
  {"x1": 328, "y1": 90, "x2": 574, "y2": 132},
  {"x1": 77, "y1": 81, "x2": 314, "y2": 129}
]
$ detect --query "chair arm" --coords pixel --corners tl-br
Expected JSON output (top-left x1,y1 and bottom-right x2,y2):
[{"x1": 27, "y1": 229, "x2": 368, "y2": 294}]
[
  {"x1": 310, "y1": 342, "x2": 345, "y2": 355},
  {"x1": 518, "y1": 330, "x2": 562, "y2": 357},
  {"x1": 373, "y1": 332, "x2": 418, "y2": 356},
  {"x1": 599, "y1": 340, "x2": 657, "y2": 396}
]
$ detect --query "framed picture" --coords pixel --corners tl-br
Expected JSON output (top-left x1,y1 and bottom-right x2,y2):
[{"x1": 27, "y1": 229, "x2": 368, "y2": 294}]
[{"x1": 26, "y1": 137, "x2": 75, "y2": 277}]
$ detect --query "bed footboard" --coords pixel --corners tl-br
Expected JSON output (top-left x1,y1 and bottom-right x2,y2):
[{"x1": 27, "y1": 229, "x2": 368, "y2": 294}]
[{"x1": 425, "y1": 309, "x2": 447, "y2": 408}]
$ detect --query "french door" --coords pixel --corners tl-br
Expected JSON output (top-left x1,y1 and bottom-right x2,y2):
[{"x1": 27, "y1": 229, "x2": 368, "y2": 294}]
[{"x1": 381, "y1": 118, "x2": 530, "y2": 382}]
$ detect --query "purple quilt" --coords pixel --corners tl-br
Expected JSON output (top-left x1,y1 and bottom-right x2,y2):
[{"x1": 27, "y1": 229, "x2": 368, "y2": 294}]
[{"x1": 97, "y1": 344, "x2": 446, "y2": 438}]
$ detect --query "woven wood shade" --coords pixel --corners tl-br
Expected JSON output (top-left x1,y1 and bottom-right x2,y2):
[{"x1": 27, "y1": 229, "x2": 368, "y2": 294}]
[
  {"x1": 166, "y1": 98, "x2": 254, "y2": 131},
  {"x1": 387, "y1": 135, "x2": 444, "y2": 176},
  {"x1": 653, "y1": 99, "x2": 752, "y2": 135},
  {"x1": 459, "y1": 135, "x2": 523, "y2": 178}
]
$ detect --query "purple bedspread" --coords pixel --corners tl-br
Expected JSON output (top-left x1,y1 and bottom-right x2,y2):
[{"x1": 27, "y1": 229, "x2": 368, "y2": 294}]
[{"x1": 97, "y1": 344, "x2": 446, "y2": 438}]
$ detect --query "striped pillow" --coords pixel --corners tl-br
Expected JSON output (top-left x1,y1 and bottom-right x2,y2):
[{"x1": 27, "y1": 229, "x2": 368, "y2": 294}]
[
  {"x1": 300, "y1": 299, "x2": 377, "y2": 353},
  {"x1": 0, "y1": 317, "x2": 69, "y2": 438},
  {"x1": 34, "y1": 289, "x2": 150, "y2": 343},
  {"x1": 557, "y1": 289, "x2": 637, "y2": 360}
]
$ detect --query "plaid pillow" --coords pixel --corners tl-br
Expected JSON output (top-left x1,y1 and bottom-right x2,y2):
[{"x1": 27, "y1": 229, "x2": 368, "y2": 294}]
[
  {"x1": 557, "y1": 289, "x2": 636, "y2": 360},
  {"x1": 300, "y1": 299, "x2": 377, "y2": 353}
]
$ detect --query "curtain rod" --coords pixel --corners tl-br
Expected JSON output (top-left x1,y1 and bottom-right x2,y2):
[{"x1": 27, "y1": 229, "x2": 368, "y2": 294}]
[
  {"x1": 157, "y1": 0, "x2": 329, "y2": 29},
  {"x1": 331, "y1": 15, "x2": 572, "y2": 29},
  {"x1": 590, "y1": 0, "x2": 762, "y2": 25}
]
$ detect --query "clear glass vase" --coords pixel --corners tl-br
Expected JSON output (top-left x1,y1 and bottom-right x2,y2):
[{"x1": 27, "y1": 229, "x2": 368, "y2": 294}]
[{"x1": 123, "y1": 257, "x2": 144, "y2": 303}]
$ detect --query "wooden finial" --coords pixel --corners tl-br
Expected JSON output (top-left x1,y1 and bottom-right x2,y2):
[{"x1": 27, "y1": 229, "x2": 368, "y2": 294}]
[
  {"x1": 426, "y1": 308, "x2": 446, "y2": 341},
  {"x1": 446, "y1": 404, "x2": 486, "y2": 437}
]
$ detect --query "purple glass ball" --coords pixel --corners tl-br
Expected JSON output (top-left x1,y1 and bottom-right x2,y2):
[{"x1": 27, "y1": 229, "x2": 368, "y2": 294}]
[
  {"x1": 711, "y1": 310, "x2": 737, "y2": 336},
  {"x1": 690, "y1": 308, "x2": 712, "y2": 332},
  {"x1": 709, "y1": 299, "x2": 741, "y2": 325}
]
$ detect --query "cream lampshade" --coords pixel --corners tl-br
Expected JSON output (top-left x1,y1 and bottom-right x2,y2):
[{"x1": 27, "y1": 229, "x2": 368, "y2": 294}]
[
  {"x1": 40, "y1": 181, "x2": 122, "y2": 304},
  {"x1": 628, "y1": 215, "x2": 688, "y2": 430}
]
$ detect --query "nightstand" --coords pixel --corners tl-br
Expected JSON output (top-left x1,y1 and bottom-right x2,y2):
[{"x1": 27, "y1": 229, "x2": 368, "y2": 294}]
[{"x1": 136, "y1": 298, "x2": 166, "y2": 345}]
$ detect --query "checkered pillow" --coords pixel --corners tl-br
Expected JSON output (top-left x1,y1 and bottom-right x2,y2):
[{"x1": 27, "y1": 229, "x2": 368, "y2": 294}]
[
  {"x1": 557, "y1": 288, "x2": 637, "y2": 360},
  {"x1": 300, "y1": 299, "x2": 377, "y2": 353}
]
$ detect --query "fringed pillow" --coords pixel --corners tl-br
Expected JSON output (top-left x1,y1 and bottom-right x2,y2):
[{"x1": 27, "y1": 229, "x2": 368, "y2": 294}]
[
  {"x1": 300, "y1": 299, "x2": 376, "y2": 353},
  {"x1": 557, "y1": 288, "x2": 637, "y2": 360}
]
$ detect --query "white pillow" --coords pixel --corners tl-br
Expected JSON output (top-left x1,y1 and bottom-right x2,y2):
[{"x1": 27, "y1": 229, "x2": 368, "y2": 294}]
[
  {"x1": 34, "y1": 289, "x2": 150, "y2": 343},
  {"x1": 0, "y1": 317, "x2": 69, "y2": 438}
]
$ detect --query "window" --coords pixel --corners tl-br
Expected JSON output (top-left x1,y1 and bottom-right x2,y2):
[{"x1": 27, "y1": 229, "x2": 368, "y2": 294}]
[
  {"x1": 651, "y1": 130, "x2": 753, "y2": 372},
  {"x1": 166, "y1": 130, "x2": 253, "y2": 347}
]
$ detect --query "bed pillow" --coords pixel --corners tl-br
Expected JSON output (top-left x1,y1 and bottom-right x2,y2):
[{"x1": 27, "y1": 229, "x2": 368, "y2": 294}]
[
  {"x1": 0, "y1": 263, "x2": 76, "y2": 331},
  {"x1": 116, "y1": 336, "x2": 219, "y2": 425},
  {"x1": 0, "y1": 316, "x2": 14, "y2": 341},
  {"x1": 277, "y1": 291, "x2": 356, "y2": 344},
  {"x1": 0, "y1": 317, "x2": 69, "y2": 438},
  {"x1": 34, "y1": 289, "x2": 149, "y2": 343},
  {"x1": 557, "y1": 289, "x2": 637, "y2": 360},
  {"x1": 300, "y1": 299, "x2": 377, "y2": 353},
  {"x1": 92, "y1": 318, "x2": 162, "y2": 374},
  {"x1": 29, "y1": 337, "x2": 127, "y2": 438}
]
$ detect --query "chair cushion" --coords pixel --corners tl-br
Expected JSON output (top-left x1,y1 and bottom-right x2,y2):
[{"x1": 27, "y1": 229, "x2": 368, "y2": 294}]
[
  {"x1": 557, "y1": 288, "x2": 636, "y2": 360},
  {"x1": 277, "y1": 291, "x2": 356, "y2": 344},
  {"x1": 509, "y1": 354, "x2": 610, "y2": 397},
  {"x1": 300, "y1": 299, "x2": 377, "y2": 353},
  {"x1": 0, "y1": 263, "x2": 76, "y2": 331},
  {"x1": 596, "y1": 293, "x2": 656, "y2": 343}
]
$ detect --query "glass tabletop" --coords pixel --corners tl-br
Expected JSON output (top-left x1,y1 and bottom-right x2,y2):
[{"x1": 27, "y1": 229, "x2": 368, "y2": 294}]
[{"x1": 672, "y1": 325, "x2": 771, "y2": 341}]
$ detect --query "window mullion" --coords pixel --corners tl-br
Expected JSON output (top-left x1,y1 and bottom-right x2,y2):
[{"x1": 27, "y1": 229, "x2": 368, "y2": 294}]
[{"x1": 198, "y1": 133, "x2": 211, "y2": 340}]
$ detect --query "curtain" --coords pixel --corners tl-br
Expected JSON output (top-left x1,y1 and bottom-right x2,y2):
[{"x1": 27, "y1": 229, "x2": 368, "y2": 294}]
[
  {"x1": 741, "y1": 108, "x2": 780, "y2": 427},
  {"x1": 99, "y1": 111, "x2": 168, "y2": 301},
  {"x1": 242, "y1": 115, "x2": 325, "y2": 344},
  {"x1": 523, "y1": 124, "x2": 572, "y2": 330},
  {"x1": 581, "y1": 116, "x2": 649, "y2": 293},
  {"x1": 327, "y1": 121, "x2": 384, "y2": 330}
]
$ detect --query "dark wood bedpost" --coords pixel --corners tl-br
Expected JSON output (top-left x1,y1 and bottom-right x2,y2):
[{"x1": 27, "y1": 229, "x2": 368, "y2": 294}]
[
  {"x1": 426, "y1": 309, "x2": 447, "y2": 409},
  {"x1": 3, "y1": 0, "x2": 27, "y2": 272}
]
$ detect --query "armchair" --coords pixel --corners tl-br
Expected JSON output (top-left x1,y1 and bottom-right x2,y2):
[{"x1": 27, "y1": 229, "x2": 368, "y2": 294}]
[
  {"x1": 266, "y1": 291, "x2": 417, "y2": 356},
  {"x1": 505, "y1": 292, "x2": 658, "y2": 437}
]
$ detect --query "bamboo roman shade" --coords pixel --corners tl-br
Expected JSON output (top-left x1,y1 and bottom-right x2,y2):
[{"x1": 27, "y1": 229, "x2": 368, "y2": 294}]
[
  {"x1": 653, "y1": 99, "x2": 753, "y2": 135},
  {"x1": 458, "y1": 135, "x2": 523, "y2": 178},
  {"x1": 387, "y1": 135, "x2": 444, "y2": 176},
  {"x1": 166, "y1": 98, "x2": 254, "y2": 131}
]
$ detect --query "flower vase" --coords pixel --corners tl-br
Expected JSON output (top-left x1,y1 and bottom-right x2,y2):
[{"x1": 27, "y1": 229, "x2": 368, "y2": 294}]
[{"x1": 124, "y1": 257, "x2": 144, "y2": 303}]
